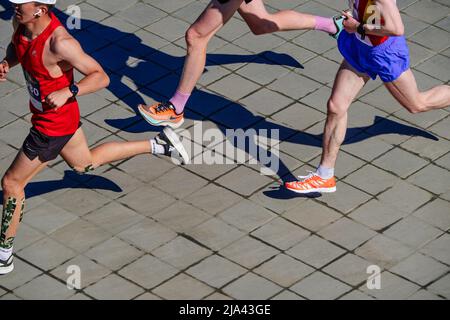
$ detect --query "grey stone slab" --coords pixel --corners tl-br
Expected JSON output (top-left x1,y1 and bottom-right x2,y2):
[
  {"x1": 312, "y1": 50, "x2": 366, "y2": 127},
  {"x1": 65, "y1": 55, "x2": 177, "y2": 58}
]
[
  {"x1": 283, "y1": 199, "x2": 342, "y2": 232},
  {"x1": 341, "y1": 135, "x2": 394, "y2": 162},
  {"x1": 428, "y1": 273, "x2": 450, "y2": 299},
  {"x1": 19, "y1": 201, "x2": 78, "y2": 235},
  {"x1": 134, "y1": 292, "x2": 162, "y2": 300},
  {"x1": 153, "y1": 201, "x2": 211, "y2": 233},
  {"x1": 13, "y1": 223, "x2": 46, "y2": 252},
  {"x1": 184, "y1": 184, "x2": 243, "y2": 216},
  {"x1": 268, "y1": 71, "x2": 322, "y2": 100},
  {"x1": 324, "y1": 254, "x2": 375, "y2": 287},
  {"x1": 50, "y1": 219, "x2": 112, "y2": 253},
  {"x1": 339, "y1": 290, "x2": 376, "y2": 300},
  {"x1": 153, "y1": 236, "x2": 212, "y2": 270},
  {"x1": 429, "y1": 116, "x2": 450, "y2": 140},
  {"x1": 236, "y1": 59, "x2": 291, "y2": 86},
  {"x1": 223, "y1": 273, "x2": 282, "y2": 300},
  {"x1": 290, "y1": 272, "x2": 352, "y2": 300},
  {"x1": 373, "y1": 148, "x2": 429, "y2": 178},
  {"x1": 360, "y1": 271, "x2": 421, "y2": 300},
  {"x1": 14, "y1": 274, "x2": 74, "y2": 300},
  {"x1": 287, "y1": 235, "x2": 345, "y2": 269},
  {"x1": 271, "y1": 290, "x2": 305, "y2": 300},
  {"x1": 318, "y1": 217, "x2": 377, "y2": 251},
  {"x1": 254, "y1": 254, "x2": 314, "y2": 287},
  {"x1": 186, "y1": 218, "x2": 245, "y2": 251},
  {"x1": 85, "y1": 237, "x2": 144, "y2": 271},
  {"x1": 118, "y1": 219, "x2": 177, "y2": 252},
  {"x1": 208, "y1": 74, "x2": 260, "y2": 101},
  {"x1": 344, "y1": 164, "x2": 399, "y2": 195},
  {"x1": 407, "y1": 289, "x2": 443, "y2": 300},
  {"x1": 355, "y1": 235, "x2": 415, "y2": 269},
  {"x1": 349, "y1": 199, "x2": 407, "y2": 232},
  {"x1": 251, "y1": 217, "x2": 310, "y2": 251},
  {"x1": 84, "y1": 201, "x2": 145, "y2": 234},
  {"x1": 316, "y1": 182, "x2": 372, "y2": 215},
  {"x1": 299, "y1": 56, "x2": 340, "y2": 85},
  {"x1": 117, "y1": 184, "x2": 177, "y2": 217},
  {"x1": 0, "y1": 258, "x2": 42, "y2": 291},
  {"x1": 85, "y1": 274, "x2": 144, "y2": 300},
  {"x1": 240, "y1": 88, "x2": 294, "y2": 117},
  {"x1": 119, "y1": 255, "x2": 178, "y2": 289},
  {"x1": 384, "y1": 216, "x2": 443, "y2": 248},
  {"x1": 407, "y1": 164, "x2": 450, "y2": 195},
  {"x1": 421, "y1": 233, "x2": 450, "y2": 265},
  {"x1": 378, "y1": 181, "x2": 433, "y2": 213},
  {"x1": 391, "y1": 253, "x2": 448, "y2": 286},
  {"x1": 152, "y1": 167, "x2": 209, "y2": 199},
  {"x1": 216, "y1": 166, "x2": 274, "y2": 197},
  {"x1": 219, "y1": 236, "x2": 279, "y2": 269},
  {"x1": 219, "y1": 200, "x2": 276, "y2": 233},
  {"x1": 403, "y1": 0, "x2": 450, "y2": 24},
  {"x1": 410, "y1": 26, "x2": 450, "y2": 52},
  {"x1": 187, "y1": 255, "x2": 247, "y2": 289},
  {"x1": 401, "y1": 135, "x2": 450, "y2": 161},
  {"x1": 413, "y1": 198, "x2": 450, "y2": 231},
  {"x1": 153, "y1": 273, "x2": 214, "y2": 300},
  {"x1": 272, "y1": 103, "x2": 325, "y2": 131},
  {"x1": 51, "y1": 255, "x2": 111, "y2": 289},
  {"x1": 88, "y1": 168, "x2": 144, "y2": 200},
  {"x1": 18, "y1": 237, "x2": 77, "y2": 271}
]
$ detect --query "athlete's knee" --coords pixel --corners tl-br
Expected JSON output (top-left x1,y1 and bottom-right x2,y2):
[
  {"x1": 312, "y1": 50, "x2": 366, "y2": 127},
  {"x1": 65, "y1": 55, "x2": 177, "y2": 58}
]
[
  {"x1": 71, "y1": 164, "x2": 96, "y2": 175},
  {"x1": 1, "y1": 173, "x2": 24, "y2": 195},
  {"x1": 185, "y1": 26, "x2": 208, "y2": 49},
  {"x1": 327, "y1": 98, "x2": 348, "y2": 117}
]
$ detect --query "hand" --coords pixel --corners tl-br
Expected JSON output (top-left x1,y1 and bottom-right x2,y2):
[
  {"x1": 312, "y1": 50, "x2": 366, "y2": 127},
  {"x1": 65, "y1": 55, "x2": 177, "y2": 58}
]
[
  {"x1": 0, "y1": 60, "x2": 9, "y2": 82},
  {"x1": 342, "y1": 11, "x2": 360, "y2": 34},
  {"x1": 44, "y1": 87, "x2": 72, "y2": 109}
]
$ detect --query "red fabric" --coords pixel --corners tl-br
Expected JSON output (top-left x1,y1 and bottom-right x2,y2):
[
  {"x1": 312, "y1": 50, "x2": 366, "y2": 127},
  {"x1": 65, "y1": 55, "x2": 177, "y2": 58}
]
[
  {"x1": 357, "y1": 0, "x2": 389, "y2": 46},
  {"x1": 13, "y1": 13, "x2": 80, "y2": 137}
]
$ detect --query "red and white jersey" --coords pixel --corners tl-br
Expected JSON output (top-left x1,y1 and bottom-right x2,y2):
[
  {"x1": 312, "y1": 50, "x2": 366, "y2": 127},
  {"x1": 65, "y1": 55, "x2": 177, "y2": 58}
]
[
  {"x1": 349, "y1": 0, "x2": 391, "y2": 46},
  {"x1": 13, "y1": 12, "x2": 80, "y2": 137}
]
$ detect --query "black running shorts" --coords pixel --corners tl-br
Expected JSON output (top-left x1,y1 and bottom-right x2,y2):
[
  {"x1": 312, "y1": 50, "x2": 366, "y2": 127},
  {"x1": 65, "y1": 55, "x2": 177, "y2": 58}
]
[
  {"x1": 22, "y1": 123, "x2": 81, "y2": 162},
  {"x1": 218, "y1": 0, "x2": 253, "y2": 4}
]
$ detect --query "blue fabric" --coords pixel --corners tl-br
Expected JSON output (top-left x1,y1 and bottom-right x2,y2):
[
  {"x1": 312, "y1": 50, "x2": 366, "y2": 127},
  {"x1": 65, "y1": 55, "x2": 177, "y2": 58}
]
[{"x1": 337, "y1": 30, "x2": 410, "y2": 82}]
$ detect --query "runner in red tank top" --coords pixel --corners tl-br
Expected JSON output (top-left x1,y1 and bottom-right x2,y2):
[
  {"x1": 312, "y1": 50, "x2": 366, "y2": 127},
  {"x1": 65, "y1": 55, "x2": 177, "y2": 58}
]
[{"x1": 0, "y1": 0, "x2": 189, "y2": 275}]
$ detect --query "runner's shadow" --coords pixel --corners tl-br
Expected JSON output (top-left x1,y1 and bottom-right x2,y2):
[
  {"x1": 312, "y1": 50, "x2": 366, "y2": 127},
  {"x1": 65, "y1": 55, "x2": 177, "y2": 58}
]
[{"x1": 0, "y1": 171, "x2": 122, "y2": 204}]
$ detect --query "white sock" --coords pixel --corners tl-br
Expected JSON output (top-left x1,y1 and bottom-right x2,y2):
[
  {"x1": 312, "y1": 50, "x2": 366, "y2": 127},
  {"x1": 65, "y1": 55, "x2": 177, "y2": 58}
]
[
  {"x1": 0, "y1": 247, "x2": 13, "y2": 261},
  {"x1": 316, "y1": 165, "x2": 334, "y2": 179},
  {"x1": 150, "y1": 139, "x2": 165, "y2": 155}
]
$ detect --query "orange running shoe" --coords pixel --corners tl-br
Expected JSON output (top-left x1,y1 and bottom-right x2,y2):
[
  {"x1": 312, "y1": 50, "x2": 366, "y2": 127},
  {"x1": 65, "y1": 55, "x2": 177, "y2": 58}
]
[
  {"x1": 285, "y1": 172, "x2": 336, "y2": 194},
  {"x1": 138, "y1": 101, "x2": 184, "y2": 129}
]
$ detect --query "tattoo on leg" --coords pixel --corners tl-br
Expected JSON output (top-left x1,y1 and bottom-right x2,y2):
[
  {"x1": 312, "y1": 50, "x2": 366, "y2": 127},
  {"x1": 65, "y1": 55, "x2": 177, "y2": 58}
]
[
  {"x1": 0, "y1": 197, "x2": 17, "y2": 249},
  {"x1": 19, "y1": 198, "x2": 25, "y2": 223}
]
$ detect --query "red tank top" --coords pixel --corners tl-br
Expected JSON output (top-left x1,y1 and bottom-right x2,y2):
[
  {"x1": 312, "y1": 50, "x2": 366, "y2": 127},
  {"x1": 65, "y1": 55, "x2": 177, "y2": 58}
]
[
  {"x1": 13, "y1": 13, "x2": 80, "y2": 137},
  {"x1": 353, "y1": 0, "x2": 389, "y2": 46}
]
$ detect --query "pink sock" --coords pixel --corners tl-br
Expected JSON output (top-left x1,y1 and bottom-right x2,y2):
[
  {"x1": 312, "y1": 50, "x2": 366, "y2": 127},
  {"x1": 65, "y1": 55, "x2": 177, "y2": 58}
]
[
  {"x1": 169, "y1": 90, "x2": 191, "y2": 115},
  {"x1": 314, "y1": 16, "x2": 337, "y2": 35}
]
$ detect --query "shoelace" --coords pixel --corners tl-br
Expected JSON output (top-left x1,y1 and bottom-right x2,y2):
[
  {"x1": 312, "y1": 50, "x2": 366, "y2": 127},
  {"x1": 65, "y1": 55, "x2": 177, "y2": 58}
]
[
  {"x1": 155, "y1": 102, "x2": 174, "y2": 114},
  {"x1": 297, "y1": 171, "x2": 318, "y2": 182}
]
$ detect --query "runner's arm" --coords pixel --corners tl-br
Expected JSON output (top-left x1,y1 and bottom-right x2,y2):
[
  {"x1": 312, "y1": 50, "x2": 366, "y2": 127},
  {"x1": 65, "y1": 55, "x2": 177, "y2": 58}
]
[
  {"x1": 364, "y1": 0, "x2": 404, "y2": 36},
  {"x1": 52, "y1": 36, "x2": 110, "y2": 97}
]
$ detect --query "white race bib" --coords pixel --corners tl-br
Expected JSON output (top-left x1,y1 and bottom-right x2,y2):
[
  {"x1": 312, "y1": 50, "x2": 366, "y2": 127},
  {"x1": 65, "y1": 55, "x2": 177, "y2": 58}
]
[{"x1": 23, "y1": 69, "x2": 43, "y2": 112}]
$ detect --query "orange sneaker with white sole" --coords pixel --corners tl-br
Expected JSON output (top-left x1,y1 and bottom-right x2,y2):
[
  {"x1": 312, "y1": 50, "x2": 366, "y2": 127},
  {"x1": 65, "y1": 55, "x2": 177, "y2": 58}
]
[
  {"x1": 138, "y1": 101, "x2": 184, "y2": 129},
  {"x1": 285, "y1": 172, "x2": 336, "y2": 194}
]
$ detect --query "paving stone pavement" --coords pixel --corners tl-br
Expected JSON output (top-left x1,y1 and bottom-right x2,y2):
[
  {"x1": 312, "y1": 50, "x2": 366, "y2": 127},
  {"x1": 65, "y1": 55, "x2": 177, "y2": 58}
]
[{"x1": 0, "y1": 0, "x2": 449, "y2": 300}]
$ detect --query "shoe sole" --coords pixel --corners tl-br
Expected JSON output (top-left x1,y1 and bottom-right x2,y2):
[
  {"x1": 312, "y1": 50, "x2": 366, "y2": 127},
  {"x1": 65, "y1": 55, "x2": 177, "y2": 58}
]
[
  {"x1": 138, "y1": 106, "x2": 184, "y2": 129},
  {"x1": 0, "y1": 262, "x2": 14, "y2": 275},
  {"x1": 286, "y1": 186, "x2": 336, "y2": 194},
  {"x1": 163, "y1": 127, "x2": 190, "y2": 165}
]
